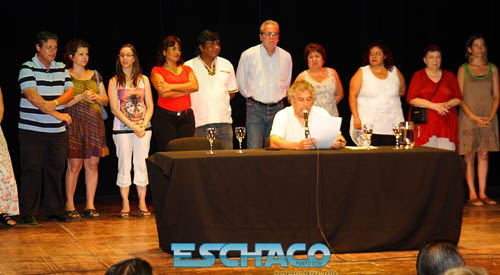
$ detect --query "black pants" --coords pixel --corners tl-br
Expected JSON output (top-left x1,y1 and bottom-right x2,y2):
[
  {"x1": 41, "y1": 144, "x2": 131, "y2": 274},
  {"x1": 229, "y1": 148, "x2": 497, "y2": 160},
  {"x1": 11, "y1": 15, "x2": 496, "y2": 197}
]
[
  {"x1": 152, "y1": 107, "x2": 195, "y2": 152},
  {"x1": 18, "y1": 129, "x2": 68, "y2": 217}
]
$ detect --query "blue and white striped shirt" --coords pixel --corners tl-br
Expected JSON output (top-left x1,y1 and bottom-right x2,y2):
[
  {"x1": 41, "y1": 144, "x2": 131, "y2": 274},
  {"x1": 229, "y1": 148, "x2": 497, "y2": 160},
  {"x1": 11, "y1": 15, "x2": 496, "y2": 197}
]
[{"x1": 18, "y1": 54, "x2": 73, "y2": 133}]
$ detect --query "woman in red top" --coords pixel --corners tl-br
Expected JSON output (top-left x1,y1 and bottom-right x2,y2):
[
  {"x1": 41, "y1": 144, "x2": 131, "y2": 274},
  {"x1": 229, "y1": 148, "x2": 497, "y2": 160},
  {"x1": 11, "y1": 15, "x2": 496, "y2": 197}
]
[
  {"x1": 151, "y1": 35, "x2": 198, "y2": 151},
  {"x1": 407, "y1": 44, "x2": 462, "y2": 151}
]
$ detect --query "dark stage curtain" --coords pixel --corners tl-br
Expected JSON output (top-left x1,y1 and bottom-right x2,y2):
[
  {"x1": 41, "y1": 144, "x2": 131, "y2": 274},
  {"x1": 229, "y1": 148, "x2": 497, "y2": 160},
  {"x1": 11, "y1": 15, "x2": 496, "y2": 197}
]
[{"x1": 1, "y1": 0, "x2": 499, "y2": 197}]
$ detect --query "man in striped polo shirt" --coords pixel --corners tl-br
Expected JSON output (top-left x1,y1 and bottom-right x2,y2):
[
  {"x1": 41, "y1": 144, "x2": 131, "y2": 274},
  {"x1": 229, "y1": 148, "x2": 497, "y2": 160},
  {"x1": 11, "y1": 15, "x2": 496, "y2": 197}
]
[{"x1": 18, "y1": 31, "x2": 74, "y2": 225}]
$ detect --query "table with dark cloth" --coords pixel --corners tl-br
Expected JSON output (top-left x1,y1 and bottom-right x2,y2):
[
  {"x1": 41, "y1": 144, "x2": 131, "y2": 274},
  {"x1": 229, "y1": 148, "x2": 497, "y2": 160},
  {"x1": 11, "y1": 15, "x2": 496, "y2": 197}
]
[{"x1": 146, "y1": 146, "x2": 465, "y2": 254}]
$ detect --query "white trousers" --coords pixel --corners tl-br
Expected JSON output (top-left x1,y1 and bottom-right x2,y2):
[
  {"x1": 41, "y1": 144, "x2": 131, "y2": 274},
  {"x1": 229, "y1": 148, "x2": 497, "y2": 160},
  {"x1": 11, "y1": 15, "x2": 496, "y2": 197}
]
[
  {"x1": 112, "y1": 131, "x2": 152, "y2": 187},
  {"x1": 423, "y1": 136, "x2": 456, "y2": 151}
]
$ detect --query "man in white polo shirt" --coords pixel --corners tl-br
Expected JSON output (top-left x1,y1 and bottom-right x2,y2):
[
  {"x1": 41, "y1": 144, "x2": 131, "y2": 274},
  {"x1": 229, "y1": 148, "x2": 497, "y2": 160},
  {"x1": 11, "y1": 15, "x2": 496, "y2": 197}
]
[
  {"x1": 270, "y1": 81, "x2": 346, "y2": 150},
  {"x1": 185, "y1": 30, "x2": 238, "y2": 149}
]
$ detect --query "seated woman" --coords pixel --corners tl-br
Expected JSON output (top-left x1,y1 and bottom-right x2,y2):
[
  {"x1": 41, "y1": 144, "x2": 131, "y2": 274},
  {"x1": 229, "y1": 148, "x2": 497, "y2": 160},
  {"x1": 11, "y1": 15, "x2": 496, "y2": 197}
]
[{"x1": 269, "y1": 80, "x2": 346, "y2": 150}]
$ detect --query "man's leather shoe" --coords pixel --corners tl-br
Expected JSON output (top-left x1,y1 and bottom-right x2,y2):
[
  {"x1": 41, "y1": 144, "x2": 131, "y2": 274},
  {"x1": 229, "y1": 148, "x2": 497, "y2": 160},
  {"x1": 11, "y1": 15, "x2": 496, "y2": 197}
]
[
  {"x1": 22, "y1": 215, "x2": 38, "y2": 225},
  {"x1": 47, "y1": 215, "x2": 70, "y2": 222}
]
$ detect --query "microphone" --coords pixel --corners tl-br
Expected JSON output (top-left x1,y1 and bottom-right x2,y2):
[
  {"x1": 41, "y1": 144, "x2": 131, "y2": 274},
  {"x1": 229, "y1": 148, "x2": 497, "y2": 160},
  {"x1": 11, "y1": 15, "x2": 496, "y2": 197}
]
[
  {"x1": 303, "y1": 109, "x2": 309, "y2": 122},
  {"x1": 303, "y1": 110, "x2": 310, "y2": 138}
]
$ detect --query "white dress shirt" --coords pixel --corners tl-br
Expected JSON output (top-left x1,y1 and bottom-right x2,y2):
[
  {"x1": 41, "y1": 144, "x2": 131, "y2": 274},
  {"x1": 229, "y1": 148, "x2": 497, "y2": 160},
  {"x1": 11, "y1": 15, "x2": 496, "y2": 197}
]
[{"x1": 236, "y1": 44, "x2": 292, "y2": 104}]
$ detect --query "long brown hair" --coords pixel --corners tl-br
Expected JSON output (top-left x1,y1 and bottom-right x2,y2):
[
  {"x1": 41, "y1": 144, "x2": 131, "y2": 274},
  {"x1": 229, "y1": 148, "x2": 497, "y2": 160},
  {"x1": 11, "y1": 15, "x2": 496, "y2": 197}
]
[{"x1": 115, "y1": 44, "x2": 142, "y2": 88}]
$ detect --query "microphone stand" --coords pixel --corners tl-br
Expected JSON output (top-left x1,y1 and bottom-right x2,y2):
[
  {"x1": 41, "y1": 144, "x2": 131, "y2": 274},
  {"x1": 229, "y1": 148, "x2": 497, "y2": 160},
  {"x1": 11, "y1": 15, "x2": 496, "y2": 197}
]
[{"x1": 303, "y1": 111, "x2": 310, "y2": 139}]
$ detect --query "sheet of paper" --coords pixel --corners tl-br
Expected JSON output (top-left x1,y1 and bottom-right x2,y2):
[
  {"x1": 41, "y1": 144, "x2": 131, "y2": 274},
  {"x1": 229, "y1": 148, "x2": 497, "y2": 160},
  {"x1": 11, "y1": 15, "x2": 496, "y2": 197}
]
[{"x1": 309, "y1": 115, "x2": 342, "y2": 149}]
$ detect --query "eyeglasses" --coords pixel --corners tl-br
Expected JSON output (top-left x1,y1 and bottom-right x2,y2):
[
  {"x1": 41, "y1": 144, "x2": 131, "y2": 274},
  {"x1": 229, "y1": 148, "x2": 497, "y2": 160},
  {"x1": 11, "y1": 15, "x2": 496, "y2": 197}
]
[
  {"x1": 204, "y1": 41, "x2": 221, "y2": 48},
  {"x1": 118, "y1": 54, "x2": 135, "y2": 58},
  {"x1": 168, "y1": 46, "x2": 182, "y2": 52},
  {"x1": 369, "y1": 52, "x2": 384, "y2": 57},
  {"x1": 43, "y1": 45, "x2": 58, "y2": 51},
  {"x1": 260, "y1": 32, "x2": 279, "y2": 37}
]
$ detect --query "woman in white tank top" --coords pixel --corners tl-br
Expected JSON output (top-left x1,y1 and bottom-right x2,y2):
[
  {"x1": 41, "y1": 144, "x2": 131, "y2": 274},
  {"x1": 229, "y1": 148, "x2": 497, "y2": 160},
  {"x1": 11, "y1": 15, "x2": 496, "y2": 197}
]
[{"x1": 349, "y1": 41, "x2": 406, "y2": 146}]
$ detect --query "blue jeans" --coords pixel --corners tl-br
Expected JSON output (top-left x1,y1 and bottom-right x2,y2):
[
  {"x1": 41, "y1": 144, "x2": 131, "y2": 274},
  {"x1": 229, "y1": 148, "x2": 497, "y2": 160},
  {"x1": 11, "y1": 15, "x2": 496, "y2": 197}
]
[
  {"x1": 246, "y1": 98, "x2": 284, "y2": 148},
  {"x1": 195, "y1": 123, "x2": 234, "y2": 149}
]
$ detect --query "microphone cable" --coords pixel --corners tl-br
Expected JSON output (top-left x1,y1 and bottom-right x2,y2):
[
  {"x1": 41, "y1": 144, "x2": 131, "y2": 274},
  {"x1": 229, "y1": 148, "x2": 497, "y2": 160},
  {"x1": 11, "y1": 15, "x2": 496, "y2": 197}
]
[
  {"x1": 309, "y1": 131, "x2": 334, "y2": 255},
  {"x1": 312, "y1": 132, "x2": 351, "y2": 262},
  {"x1": 303, "y1": 109, "x2": 337, "y2": 256}
]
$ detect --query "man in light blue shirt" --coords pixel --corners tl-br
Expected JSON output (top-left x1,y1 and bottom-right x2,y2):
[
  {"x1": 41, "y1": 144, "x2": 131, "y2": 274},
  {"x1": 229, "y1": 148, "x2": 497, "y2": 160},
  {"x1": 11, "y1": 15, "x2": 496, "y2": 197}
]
[{"x1": 236, "y1": 20, "x2": 292, "y2": 148}]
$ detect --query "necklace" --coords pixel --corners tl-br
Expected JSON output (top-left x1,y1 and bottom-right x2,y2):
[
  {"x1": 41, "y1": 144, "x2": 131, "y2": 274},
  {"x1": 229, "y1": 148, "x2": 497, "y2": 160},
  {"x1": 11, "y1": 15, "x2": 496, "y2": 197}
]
[
  {"x1": 164, "y1": 65, "x2": 181, "y2": 75},
  {"x1": 198, "y1": 56, "x2": 216, "y2": 76}
]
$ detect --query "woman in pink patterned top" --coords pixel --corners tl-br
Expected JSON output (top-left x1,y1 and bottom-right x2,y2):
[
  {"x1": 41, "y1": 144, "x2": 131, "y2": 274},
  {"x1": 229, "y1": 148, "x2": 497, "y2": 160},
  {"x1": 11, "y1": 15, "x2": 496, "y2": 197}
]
[{"x1": 108, "y1": 44, "x2": 154, "y2": 218}]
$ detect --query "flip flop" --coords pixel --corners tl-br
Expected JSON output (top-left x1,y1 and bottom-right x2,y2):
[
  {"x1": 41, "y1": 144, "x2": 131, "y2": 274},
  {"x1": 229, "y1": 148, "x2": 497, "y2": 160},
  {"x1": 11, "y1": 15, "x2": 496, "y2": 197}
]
[
  {"x1": 468, "y1": 198, "x2": 484, "y2": 206},
  {"x1": 480, "y1": 198, "x2": 497, "y2": 205},
  {"x1": 65, "y1": 210, "x2": 81, "y2": 220},
  {"x1": 84, "y1": 209, "x2": 100, "y2": 219},
  {"x1": 1, "y1": 213, "x2": 16, "y2": 227},
  {"x1": 138, "y1": 209, "x2": 151, "y2": 217},
  {"x1": 119, "y1": 211, "x2": 130, "y2": 219}
]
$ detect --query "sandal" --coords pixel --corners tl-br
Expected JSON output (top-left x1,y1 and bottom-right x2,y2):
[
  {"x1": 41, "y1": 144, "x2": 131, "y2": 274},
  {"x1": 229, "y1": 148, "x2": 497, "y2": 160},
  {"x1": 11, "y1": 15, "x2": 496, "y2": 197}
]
[
  {"x1": 468, "y1": 198, "x2": 484, "y2": 206},
  {"x1": 65, "y1": 210, "x2": 81, "y2": 220},
  {"x1": 1, "y1": 213, "x2": 16, "y2": 227},
  {"x1": 480, "y1": 197, "x2": 497, "y2": 205},
  {"x1": 138, "y1": 209, "x2": 151, "y2": 217},
  {"x1": 84, "y1": 209, "x2": 100, "y2": 219},
  {"x1": 119, "y1": 211, "x2": 130, "y2": 219}
]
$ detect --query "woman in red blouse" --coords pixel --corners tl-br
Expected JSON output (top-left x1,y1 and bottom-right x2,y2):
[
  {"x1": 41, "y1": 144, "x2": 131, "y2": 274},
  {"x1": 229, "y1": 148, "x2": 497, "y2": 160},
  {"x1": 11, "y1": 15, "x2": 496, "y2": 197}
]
[
  {"x1": 150, "y1": 35, "x2": 199, "y2": 151},
  {"x1": 407, "y1": 44, "x2": 462, "y2": 151}
]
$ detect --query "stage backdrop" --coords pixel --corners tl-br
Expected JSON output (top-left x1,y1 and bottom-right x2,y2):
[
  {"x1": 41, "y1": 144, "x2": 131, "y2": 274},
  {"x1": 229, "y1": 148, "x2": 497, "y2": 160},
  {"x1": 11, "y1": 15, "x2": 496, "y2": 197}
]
[{"x1": 1, "y1": 0, "x2": 499, "y2": 198}]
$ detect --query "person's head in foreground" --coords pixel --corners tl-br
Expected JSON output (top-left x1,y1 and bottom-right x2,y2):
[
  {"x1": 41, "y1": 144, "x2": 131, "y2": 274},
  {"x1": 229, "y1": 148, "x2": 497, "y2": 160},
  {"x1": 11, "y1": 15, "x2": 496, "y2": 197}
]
[
  {"x1": 444, "y1": 266, "x2": 488, "y2": 275},
  {"x1": 105, "y1": 257, "x2": 152, "y2": 275},
  {"x1": 417, "y1": 241, "x2": 465, "y2": 275}
]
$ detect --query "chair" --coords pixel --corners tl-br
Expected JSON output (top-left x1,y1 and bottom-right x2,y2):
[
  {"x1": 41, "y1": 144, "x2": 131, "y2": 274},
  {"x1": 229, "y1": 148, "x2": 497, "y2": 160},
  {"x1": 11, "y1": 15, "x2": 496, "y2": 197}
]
[{"x1": 166, "y1": 137, "x2": 223, "y2": 151}]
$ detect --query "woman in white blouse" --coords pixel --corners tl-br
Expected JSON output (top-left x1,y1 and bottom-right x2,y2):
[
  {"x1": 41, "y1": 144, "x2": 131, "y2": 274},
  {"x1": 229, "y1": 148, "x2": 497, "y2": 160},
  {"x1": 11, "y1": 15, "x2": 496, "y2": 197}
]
[{"x1": 349, "y1": 41, "x2": 406, "y2": 146}]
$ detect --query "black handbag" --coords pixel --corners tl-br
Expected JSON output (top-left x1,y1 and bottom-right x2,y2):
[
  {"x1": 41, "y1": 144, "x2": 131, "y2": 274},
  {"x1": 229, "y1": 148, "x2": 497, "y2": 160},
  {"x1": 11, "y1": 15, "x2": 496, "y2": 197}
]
[
  {"x1": 410, "y1": 77, "x2": 442, "y2": 124},
  {"x1": 410, "y1": 106, "x2": 427, "y2": 124}
]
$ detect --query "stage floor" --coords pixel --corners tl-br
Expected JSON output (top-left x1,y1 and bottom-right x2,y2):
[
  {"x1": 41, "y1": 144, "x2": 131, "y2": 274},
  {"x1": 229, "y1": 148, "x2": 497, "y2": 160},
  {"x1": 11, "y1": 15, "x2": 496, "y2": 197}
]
[{"x1": 1, "y1": 199, "x2": 499, "y2": 274}]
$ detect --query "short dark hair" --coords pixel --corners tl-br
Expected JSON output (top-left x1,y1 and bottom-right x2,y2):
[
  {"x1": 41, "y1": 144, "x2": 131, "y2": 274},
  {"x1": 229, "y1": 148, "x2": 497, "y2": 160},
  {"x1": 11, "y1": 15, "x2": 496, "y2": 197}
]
[
  {"x1": 196, "y1": 30, "x2": 220, "y2": 55},
  {"x1": 35, "y1": 31, "x2": 58, "y2": 47},
  {"x1": 417, "y1": 241, "x2": 464, "y2": 275},
  {"x1": 424, "y1": 43, "x2": 441, "y2": 57},
  {"x1": 156, "y1": 35, "x2": 183, "y2": 66},
  {"x1": 105, "y1": 257, "x2": 152, "y2": 275},
  {"x1": 304, "y1": 43, "x2": 327, "y2": 64},
  {"x1": 362, "y1": 40, "x2": 395, "y2": 71},
  {"x1": 64, "y1": 39, "x2": 90, "y2": 68}
]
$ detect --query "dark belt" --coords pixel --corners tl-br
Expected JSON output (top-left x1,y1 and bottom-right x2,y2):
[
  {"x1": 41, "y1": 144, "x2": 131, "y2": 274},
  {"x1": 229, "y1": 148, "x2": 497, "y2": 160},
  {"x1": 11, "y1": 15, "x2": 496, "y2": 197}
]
[
  {"x1": 162, "y1": 108, "x2": 191, "y2": 117},
  {"x1": 248, "y1": 97, "x2": 281, "y2": 107}
]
